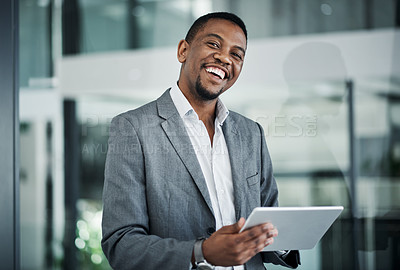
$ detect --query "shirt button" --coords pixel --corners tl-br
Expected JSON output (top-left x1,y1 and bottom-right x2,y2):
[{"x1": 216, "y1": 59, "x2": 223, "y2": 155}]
[
  {"x1": 207, "y1": 227, "x2": 216, "y2": 235},
  {"x1": 220, "y1": 189, "x2": 225, "y2": 194}
]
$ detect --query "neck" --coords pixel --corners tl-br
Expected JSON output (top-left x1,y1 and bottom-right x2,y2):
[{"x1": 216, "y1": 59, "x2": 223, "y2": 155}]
[
  {"x1": 177, "y1": 80, "x2": 218, "y2": 124},
  {"x1": 177, "y1": 80, "x2": 218, "y2": 145},
  {"x1": 191, "y1": 99, "x2": 217, "y2": 123}
]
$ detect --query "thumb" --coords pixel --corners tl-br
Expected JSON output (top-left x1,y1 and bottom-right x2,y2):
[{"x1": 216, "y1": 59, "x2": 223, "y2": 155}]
[{"x1": 219, "y1": 217, "x2": 246, "y2": 234}]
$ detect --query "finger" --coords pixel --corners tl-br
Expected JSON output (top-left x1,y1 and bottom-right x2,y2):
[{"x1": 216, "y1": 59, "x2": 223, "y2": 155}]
[
  {"x1": 267, "y1": 228, "x2": 278, "y2": 238},
  {"x1": 230, "y1": 233, "x2": 270, "y2": 262},
  {"x1": 262, "y1": 223, "x2": 278, "y2": 239},
  {"x1": 264, "y1": 237, "x2": 274, "y2": 246},
  {"x1": 243, "y1": 225, "x2": 278, "y2": 249},
  {"x1": 264, "y1": 228, "x2": 278, "y2": 247},
  {"x1": 242, "y1": 240, "x2": 268, "y2": 261},
  {"x1": 237, "y1": 217, "x2": 245, "y2": 230},
  {"x1": 265, "y1": 229, "x2": 278, "y2": 246},
  {"x1": 237, "y1": 225, "x2": 278, "y2": 258},
  {"x1": 238, "y1": 223, "x2": 271, "y2": 243}
]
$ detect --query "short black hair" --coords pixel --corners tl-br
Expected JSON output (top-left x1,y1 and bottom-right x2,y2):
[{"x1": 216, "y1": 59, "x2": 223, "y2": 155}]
[{"x1": 185, "y1": 12, "x2": 247, "y2": 44}]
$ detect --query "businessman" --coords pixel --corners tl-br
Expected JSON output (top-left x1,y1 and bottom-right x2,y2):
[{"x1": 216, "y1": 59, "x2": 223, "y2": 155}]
[{"x1": 102, "y1": 12, "x2": 300, "y2": 270}]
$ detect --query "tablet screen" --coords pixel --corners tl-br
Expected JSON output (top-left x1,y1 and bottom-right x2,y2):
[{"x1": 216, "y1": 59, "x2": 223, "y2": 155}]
[{"x1": 239, "y1": 206, "x2": 344, "y2": 251}]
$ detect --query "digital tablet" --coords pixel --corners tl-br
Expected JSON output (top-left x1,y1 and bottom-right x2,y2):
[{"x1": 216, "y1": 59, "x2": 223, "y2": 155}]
[{"x1": 239, "y1": 206, "x2": 344, "y2": 251}]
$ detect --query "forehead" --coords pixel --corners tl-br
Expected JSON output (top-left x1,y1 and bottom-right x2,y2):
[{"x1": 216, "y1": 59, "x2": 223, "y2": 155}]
[{"x1": 194, "y1": 18, "x2": 247, "y2": 48}]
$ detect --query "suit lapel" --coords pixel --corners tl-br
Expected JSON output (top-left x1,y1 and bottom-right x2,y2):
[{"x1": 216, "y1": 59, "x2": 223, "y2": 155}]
[
  {"x1": 222, "y1": 116, "x2": 246, "y2": 221},
  {"x1": 157, "y1": 90, "x2": 214, "y2": 216}
]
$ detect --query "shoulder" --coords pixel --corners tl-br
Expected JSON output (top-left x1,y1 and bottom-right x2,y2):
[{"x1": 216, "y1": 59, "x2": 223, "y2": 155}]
[
  {"x1": 114, "y1": 100, "x2": 158, "y2": 125},
  {"x1": 227, "y1": 110, "x2": 254, "y2": 123},
  {"x1": 108, "y1": 101, "x2": 158, "y2": 135},
  {"x1": 111, "y1": 89, "x2": 172, "y2": 127},
  {"x1": 227, "y1": 110, "x2": 263, "y2": 134}
]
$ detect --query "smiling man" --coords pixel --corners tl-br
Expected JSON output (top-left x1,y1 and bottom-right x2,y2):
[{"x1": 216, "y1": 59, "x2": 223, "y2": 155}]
[{"x1": 101, "y1": 12, "x2": 300, "y2": 270}]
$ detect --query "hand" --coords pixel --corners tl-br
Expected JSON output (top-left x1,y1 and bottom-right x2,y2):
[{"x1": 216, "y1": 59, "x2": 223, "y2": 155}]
[{"x1": 202, "y1": 218, "x2": 278, "y2": 266}]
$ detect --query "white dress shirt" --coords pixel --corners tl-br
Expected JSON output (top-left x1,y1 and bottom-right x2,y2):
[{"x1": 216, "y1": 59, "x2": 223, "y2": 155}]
[{"x1": 170, "y1": 84, "x2": 244, "y2": 270}]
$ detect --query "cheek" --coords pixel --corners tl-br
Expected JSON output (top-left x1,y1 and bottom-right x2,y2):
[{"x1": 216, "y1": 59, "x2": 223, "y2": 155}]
[
  {"x1": 185, "y1": 59, "x2": 199, "y2": 74},
  {"x1": 232, "y1": 63, "x2": 243, "y2": 78}
]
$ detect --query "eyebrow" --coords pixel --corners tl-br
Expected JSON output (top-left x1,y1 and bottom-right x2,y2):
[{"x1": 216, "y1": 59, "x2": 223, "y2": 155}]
[{"x1": 205, "y1": 33, "x2": 246, "y2": 55}]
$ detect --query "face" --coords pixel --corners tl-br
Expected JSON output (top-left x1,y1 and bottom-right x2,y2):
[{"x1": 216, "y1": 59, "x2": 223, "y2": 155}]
[{"x1": 177, "y1": 18, "x2": 247, "y2": 101}]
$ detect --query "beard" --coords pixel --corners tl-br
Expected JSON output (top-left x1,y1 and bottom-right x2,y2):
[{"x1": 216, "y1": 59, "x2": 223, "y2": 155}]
[{"x1": 195, "y1": 76, "x2": 224, "y2": 101}]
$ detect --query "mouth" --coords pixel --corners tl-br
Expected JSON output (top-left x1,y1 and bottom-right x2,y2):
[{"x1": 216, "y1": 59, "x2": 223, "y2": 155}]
[{"x1": 204, "y1": 65, "x2": 228, "y2": 80}]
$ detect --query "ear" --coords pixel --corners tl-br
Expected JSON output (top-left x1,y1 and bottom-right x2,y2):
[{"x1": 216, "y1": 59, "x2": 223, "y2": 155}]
[{"x1": 177, "y1": 39, "x2": 189, "y2": 63}]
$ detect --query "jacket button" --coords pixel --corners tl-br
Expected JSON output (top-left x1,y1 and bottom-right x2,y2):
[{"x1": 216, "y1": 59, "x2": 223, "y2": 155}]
[{"x1": 207, "y1": 227, "x2": 215, "y2": 235}]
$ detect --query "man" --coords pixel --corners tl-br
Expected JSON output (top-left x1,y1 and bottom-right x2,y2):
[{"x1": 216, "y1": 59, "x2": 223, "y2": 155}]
[{"x1": 102, "y1": 12, "x2": 300, "y2": 270}]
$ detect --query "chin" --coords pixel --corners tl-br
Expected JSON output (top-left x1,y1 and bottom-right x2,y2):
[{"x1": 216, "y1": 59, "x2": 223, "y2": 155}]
[{"x1": 195, "y1": 77, "x2": 225, "y2": 101}]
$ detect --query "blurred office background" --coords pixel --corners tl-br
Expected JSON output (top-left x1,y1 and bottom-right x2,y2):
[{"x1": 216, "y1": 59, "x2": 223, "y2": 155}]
[{"x1": 6, "y1": 0, "x2": 400, "y2": 269}]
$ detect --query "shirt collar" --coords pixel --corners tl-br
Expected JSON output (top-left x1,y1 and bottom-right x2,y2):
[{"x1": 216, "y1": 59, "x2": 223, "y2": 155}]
[
  {"x1": 170, "y1": 82, "x2": 229, "y2": 125},
  {"x1": 170, "y1": 82, "x2": 194, "y2": 118}
]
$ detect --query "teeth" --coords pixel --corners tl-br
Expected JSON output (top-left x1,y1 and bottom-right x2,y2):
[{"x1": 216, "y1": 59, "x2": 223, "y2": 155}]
[{"x1": 206, "y1": 67, "x2": 225, "y2": 79}]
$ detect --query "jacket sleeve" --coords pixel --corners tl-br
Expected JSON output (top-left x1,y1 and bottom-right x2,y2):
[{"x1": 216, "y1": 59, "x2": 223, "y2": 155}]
[
  {"x1": 101, "y1": 115, "x2": 195, "y2": 270},
  {"x1": 256, "y1": 123, "x2": 301, "y2": 269}
]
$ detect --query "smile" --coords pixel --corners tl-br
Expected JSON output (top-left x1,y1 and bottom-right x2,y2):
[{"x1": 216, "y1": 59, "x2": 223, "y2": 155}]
[{"x1": 205, "y1": 66, "x2": 226, "y2": 80}]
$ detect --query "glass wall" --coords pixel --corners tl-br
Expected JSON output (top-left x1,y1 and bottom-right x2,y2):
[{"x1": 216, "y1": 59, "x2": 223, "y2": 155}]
[
  {"x1": 19, "y1": 0, "x2": 399, "y2": 269},
  {"x1": 61, "y1": 0, "x2": 399, "y2": 54},
  {"x1": 20, "y1": 0, "x2": 53, "y2": 88}
]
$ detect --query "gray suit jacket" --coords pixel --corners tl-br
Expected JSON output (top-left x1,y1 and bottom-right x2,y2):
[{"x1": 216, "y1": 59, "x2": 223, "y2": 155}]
[{"x1": 102, "y1": 89, "x2": 299, "y2": 270}]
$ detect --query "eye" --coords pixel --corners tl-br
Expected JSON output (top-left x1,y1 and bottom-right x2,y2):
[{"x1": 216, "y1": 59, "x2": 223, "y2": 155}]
[
  {"x1": 207, "y1": 41, "x2": 219, "y2": 48},
  {"x1": 231, "y1": 52, "x2": 243, "y2": 61}
]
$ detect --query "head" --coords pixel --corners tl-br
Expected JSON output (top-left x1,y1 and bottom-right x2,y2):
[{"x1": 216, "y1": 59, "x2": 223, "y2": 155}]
[
  {"x1": 185, "y1": 12, "x2": 247, "y2": 44},
  {"x1": 177, "y1": 12, "x2": 247, "y2": 101}
]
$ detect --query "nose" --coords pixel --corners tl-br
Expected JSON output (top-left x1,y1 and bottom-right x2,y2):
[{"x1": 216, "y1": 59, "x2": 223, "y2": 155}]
[{"x1": 214, "y1": 49, "x2": 232, "y2": 65}]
